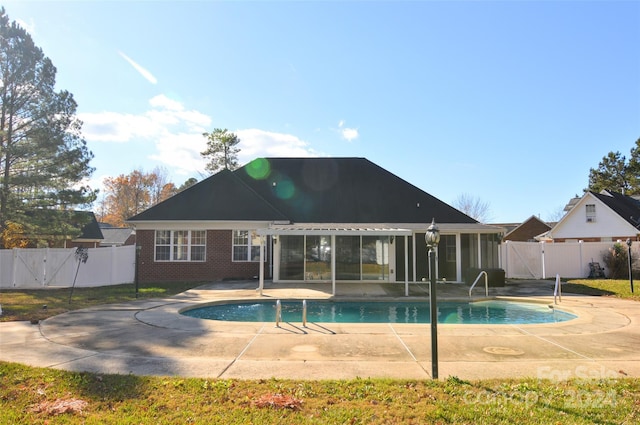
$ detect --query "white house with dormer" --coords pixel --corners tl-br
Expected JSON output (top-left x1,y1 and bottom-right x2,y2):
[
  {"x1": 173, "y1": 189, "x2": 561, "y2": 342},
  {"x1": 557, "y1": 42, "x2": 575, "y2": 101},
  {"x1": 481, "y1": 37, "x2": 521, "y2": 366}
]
[{"x1": 546, "y1": 190, "x2": 640, "y2": 242}]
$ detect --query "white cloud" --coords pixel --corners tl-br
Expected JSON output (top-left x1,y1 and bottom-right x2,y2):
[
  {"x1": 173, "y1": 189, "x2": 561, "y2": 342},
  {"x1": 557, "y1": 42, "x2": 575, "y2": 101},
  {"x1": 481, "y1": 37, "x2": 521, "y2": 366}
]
[
  {"x1": 79, "y1": 97, "x2": 320, "y2": 179},
  {"x1": 337, "y1": 120, "x2": 359, "y2": 142},
  {"x1": 118, "y1": 51, "x2": 158, "y2": 85},
  {"x1": 341, "y1": 127, "x2": 359, "y2": 141},
  {"x1": 79, "y1": 111, "x2": 161, "y2": 142},
  {"x1": 149, "y1": 94, "x2": 183, "y2": 111},
  {"x1": 149, "y1": 132, "x2": 208, "y2": 176},
  {"x1": 236, "y1": 129, "x2": 320, "y2": 163}
]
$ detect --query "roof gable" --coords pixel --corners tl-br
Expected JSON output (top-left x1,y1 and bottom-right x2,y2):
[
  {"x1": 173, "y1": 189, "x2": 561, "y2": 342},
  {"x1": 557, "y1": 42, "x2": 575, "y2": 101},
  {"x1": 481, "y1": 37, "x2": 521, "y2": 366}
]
[
  {"x1": 99, "y1": 227, "x2": 134, "y2": 245},
  {"x1": 503, "y1": 215, "x2": 551, "y2": 242},
  {"x1": 75, "y1": 211, "x2": 104, "y2": 241},
  {"x1": 549, "y1": 191, "x2": 639, "y2": 239}
]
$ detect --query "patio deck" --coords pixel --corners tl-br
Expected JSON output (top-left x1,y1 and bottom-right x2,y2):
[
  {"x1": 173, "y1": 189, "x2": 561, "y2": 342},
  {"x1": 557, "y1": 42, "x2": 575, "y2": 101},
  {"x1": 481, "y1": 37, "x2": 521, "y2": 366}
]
[{"x1": 1, "y1": 280, "x2": 638, "y2": 380}]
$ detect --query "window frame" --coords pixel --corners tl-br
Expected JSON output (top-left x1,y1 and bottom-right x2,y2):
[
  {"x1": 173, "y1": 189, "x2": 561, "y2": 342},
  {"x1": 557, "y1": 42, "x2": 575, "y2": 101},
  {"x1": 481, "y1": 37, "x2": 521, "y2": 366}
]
[
  {"x1": 232, "y1": 230, "x2": 264, "y2": 262},
  {"x1": 154, "y1": 230, "x2": 206, "y2": 262},
  {"x1": 585, "y1": 204, "x2": 596, "y2": 222}
]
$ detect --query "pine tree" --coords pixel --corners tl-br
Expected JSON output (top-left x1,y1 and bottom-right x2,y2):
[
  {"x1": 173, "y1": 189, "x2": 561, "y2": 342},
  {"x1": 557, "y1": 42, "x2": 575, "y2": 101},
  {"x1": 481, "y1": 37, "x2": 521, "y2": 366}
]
[
  {"x1": 0, "y1": 8, "x2": 96, "y2": 246},
  {"x1": 587, "y1": 138, "x2": 640, "y2": 195},
  {"x1": 201, "y1": 128, "x2": 240, "y2": 173}
]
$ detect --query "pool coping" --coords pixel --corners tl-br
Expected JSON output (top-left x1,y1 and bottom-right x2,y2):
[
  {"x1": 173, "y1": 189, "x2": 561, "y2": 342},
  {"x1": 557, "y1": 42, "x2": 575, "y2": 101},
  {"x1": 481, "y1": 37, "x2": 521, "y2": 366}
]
[
  {"x1": 134, "y1": 292, "x2": 621, "y2": 337},
  {"x1": 178, "y1": 298, "x2": 580, "y2": 327}
]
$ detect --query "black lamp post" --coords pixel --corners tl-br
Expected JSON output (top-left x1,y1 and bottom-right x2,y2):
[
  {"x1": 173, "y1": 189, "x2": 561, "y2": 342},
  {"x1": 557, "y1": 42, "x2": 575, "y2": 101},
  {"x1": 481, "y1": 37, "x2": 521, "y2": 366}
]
[
  {"x1": 425, "y1": 218, "x2": 440, "y2": 379},
  {"x1": 626, "y1": 239, "x2": 634, "y2": 294}
]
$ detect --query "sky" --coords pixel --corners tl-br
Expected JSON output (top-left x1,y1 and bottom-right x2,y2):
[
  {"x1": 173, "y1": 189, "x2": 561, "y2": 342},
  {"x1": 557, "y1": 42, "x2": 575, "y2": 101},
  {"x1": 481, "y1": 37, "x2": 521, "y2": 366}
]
[{"x1": 4, "y1": 0, "x2": 640, "y2": 224}]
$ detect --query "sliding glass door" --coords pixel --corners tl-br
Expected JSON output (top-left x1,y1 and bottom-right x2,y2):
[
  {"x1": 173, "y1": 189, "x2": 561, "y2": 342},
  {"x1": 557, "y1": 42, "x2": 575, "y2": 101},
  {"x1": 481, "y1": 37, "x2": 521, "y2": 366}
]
[
  {"x1": 279, "y1": 234, "x2": 391, "y2": 281},
  {"x1": 336, "y1": 236, "x2": 360, "y2": 280},
  {"x1": 305, "y1": 236, "x2": 331, "y2": 281}
]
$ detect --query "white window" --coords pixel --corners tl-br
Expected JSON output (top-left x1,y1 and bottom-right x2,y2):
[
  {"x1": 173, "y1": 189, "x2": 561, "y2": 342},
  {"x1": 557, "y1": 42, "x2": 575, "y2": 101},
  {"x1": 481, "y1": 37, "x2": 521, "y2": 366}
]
[
  {"x1": 154, "y1": 230, "x2": 206, "y2": 262},
  {"x1": 232, "y1": 230, "x2": 262, "y2": 262},
  {"x1": 586, "y1": 204, "x2": 596, "y2": 222}
]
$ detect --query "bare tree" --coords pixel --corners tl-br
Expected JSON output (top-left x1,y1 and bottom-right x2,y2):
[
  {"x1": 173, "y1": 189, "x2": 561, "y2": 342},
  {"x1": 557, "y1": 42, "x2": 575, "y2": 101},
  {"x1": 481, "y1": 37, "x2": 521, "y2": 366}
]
[
  {"x1": 452, "y1": 193, "x2": 492, "y2": 223},
  {"x1": 545, "y1": 206, "x2": 566, "y2": 223}
]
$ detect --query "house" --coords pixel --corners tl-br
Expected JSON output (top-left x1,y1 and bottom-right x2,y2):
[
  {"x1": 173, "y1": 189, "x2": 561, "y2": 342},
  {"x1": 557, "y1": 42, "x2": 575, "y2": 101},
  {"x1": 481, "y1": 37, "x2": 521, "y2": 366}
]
[
  {"x1": 127, "y1": 158, "x2": 502, "y2": 292},
  {"x1": 63, "y1": 211, "x2": 104, "y2": 248},
  {"x1": 16, "y1": 210, "x2": 103, "y2": 248},
  {"x1": 546, "y1": 190, "x2": 640, "y2": 242},
  {"x1": 98, "y1": 224, "x2": 136, "y2": 247},
  {"x1": 502, "y1": 216, "x2": 553, "y2": 242}
]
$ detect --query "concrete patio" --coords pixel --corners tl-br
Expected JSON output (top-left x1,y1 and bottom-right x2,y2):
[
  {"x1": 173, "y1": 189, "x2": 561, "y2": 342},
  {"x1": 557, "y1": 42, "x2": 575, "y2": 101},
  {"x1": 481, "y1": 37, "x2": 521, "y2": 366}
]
[{"x1": 1, "y1": 280, "x2": 638, "y2": 381}]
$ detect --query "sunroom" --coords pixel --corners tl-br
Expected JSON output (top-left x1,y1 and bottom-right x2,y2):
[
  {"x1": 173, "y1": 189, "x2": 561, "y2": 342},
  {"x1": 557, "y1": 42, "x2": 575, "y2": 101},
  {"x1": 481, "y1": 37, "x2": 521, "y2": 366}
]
[{"x1": 256, "y1": 223, "x2": 501, "y2": 295}]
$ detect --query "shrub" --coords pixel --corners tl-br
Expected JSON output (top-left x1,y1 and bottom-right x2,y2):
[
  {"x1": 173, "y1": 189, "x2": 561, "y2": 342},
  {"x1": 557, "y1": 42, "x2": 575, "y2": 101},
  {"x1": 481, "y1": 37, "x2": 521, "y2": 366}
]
[{"x1": 602, "y1": 242, "x2": 637, "y2": 279}]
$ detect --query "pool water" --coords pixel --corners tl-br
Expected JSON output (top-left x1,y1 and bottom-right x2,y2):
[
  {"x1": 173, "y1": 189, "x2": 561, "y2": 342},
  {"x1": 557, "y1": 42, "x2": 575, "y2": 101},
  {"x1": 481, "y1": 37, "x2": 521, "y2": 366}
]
[{"x1": 182, "y1": 300, "x2": 576, "y2": 324}]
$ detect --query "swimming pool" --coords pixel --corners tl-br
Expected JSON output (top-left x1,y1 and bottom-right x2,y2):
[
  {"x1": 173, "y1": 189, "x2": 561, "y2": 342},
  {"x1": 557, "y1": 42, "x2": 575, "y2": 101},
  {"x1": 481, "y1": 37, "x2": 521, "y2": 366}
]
[{"x1": 181, "y1": 300, "x2": 576, "y2": 324}]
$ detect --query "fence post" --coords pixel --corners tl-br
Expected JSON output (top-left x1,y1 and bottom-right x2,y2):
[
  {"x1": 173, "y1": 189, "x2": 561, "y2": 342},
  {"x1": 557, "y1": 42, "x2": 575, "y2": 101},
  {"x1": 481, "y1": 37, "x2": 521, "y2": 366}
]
[
  {"x1": 12, "y1": 248, "x2": 18, "y2": 287},
  {"x1": 43, "y1": 248, "x2": 48, "y2": 287},
  {"x1": 503, "y1": 241, "x2": 509, "y2": 279},
  {"x1": 579, "y1": 240, "x2": 584, "y2": 278},
  {"x1": 541, "y1": 241, "x2": 546, "y2": 280}
]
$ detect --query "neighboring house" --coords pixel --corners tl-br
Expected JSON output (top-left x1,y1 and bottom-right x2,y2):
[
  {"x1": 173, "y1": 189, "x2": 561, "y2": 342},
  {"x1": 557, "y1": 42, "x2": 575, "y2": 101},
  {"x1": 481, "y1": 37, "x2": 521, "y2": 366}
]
[
  {"x1": 127, "y1": 158, "x2": 502, "y2": 289},
  {"x1": 63, "y1": 211, "x2": 104, "y2": 248},
  {"x1": 546, "y1": 190, "x2": 640, "y2": 242},
  {"x1": 98, "y1": 224, "x2": 136, "y2": 247},
  {"x1": 502, "y1": 216, "x2": 552, "y2": 242},
  {"x1": 493, "y1": 222, "x2": 519, "y2": 236}
]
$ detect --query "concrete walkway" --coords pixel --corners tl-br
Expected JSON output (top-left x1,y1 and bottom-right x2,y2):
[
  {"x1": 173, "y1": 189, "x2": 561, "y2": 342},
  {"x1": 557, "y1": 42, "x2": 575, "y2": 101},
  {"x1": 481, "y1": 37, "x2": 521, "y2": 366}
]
[{"x1": 1, "y1": 280, "x2": 639, "y2": 380}]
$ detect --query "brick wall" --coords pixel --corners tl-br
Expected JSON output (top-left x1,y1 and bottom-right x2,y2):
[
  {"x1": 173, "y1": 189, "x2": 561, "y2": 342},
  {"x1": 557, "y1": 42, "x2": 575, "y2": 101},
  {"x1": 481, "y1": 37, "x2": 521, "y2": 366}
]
[{"x1": 136, "y1": 229, "x2": 270, "y2": 283}]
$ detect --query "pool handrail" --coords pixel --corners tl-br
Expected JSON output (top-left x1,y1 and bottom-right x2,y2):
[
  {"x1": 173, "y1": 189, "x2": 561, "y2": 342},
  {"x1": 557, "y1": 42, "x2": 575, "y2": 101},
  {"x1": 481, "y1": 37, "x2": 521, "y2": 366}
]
[
  {"x1": 275, "y1": 300, "x2": 282, "y2": 327},
  {"x1": 554, "y1": 274, "x2": 562, "y2": 304},
  {"x1": 302, "y1": 300, "x2": 308, "y2": 328},
  {"x1": 469, "y1": 270, "x2": 489, "y2": 298}
]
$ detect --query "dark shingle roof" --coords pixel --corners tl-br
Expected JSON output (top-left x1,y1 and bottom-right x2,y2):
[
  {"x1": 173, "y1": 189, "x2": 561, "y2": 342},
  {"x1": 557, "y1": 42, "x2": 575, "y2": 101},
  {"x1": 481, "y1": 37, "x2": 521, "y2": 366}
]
[
  {"x1": 76, "y1": 211, "x2": 104, "y2": 240},
  {"x1": 128, "y1": 169, "x2": 289, "y2": 221},
  {"x1": 503, "y1": 215, "x2": 551, "y2": 242},
  {"x1": 235, "y1": 158, "x2": 476, "y2": 223},
  {"x1": 592, "y1": 190, "x2": 640, "y2": 228},
  {"x1": 129, "y1": 158, "x2": 477, "y2": 224}
]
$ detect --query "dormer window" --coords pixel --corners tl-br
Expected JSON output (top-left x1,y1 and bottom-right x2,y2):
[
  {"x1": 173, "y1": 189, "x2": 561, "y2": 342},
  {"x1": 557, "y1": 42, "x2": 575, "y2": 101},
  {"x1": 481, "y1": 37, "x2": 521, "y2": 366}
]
[{"x1": 586, "y1": 204, "x2": 596, "y2": 223}]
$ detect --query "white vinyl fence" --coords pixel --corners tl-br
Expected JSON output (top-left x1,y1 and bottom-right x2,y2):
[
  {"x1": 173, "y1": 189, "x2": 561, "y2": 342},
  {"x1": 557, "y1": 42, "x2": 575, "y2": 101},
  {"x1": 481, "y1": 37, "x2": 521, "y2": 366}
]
[
  {"x1": 0, "y1": 245, "x2": 135, "y2": 289},
  {"x1": 500, "y1": 240, "x2": 631, "y2": 279}
]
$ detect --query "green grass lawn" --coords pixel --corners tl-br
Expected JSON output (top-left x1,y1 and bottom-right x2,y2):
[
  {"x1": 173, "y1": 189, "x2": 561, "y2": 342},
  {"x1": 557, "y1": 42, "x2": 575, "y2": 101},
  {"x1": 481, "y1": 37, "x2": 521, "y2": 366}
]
[
  {"x1": 0, "y1": 362, "x2": 638, "y2": 424},
  {"x1": 0, "y1": 281, "x2": 199, "y2": 322},
  {"x1": 0, "y1": 279, "x2": 639, "y2": 423},
  {"x1": 564, "y1": 278, "x2": 640, "y2": 301}
]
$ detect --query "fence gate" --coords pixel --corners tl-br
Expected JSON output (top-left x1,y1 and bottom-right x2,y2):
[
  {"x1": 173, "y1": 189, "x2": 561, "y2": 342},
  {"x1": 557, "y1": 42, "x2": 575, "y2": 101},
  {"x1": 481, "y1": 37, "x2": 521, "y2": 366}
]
[
  {"x1": 13, "y1": 248, "x2": 46, "y2": 287},
  {"x1": 8, "y1": 248, "x2": 77, "y2": 288},
  {"x1": 502, "y1": 241, "x2": 543, "y2": 279}
]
